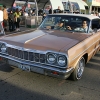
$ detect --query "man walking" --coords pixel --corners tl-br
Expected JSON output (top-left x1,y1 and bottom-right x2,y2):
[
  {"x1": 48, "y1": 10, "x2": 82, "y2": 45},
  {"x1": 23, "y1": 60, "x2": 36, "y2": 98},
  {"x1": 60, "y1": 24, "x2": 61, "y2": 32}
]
[{"x1": 3, "y1": 5, "x2": 8, "y2": 31}]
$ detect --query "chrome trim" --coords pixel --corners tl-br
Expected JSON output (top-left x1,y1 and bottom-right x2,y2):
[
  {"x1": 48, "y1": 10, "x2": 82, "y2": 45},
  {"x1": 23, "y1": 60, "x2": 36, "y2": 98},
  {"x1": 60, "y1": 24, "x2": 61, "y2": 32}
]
[
  {"x1": 0, "y1": 54, "x2": 72, "y2": 74},
  {"x1": 57, "y1": 55, "x2": 67, "y2": 66},
  {"x1": 70, "y1": 38, "x2": 100, "y2": 62},
  {"x1": 0, "y1": 43, "x2": 7, "y2": 53},
  {"x1": 47, "y1": 53, "x2": 57, "y2": 64},
  {"x1": 88, "y1": 45, "x2": 100, "y2": 56},
  {"x1": 25, "y1": 34, "x2": 45, "y2": 43}
]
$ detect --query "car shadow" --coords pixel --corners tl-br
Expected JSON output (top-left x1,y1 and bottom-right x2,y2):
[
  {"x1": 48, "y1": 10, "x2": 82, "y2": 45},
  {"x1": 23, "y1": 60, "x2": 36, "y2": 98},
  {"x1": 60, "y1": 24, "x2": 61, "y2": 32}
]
[
  {"x1": 94, "y1": 53, "x2": 100, "y2": 57},
  {"x1": 89, "y1": 58, "x2": 100, "y2": 64},
  {"x1": 0, "y1": 62, "x2": 14, "y2": 72},
  {"x1": 86, "y1": 62, "x2": 100, "y2": 70},
  {"x1": 86, "y1": 51, "x2": 100, "y2": 70},
  {"x1": 0, "y1": 80, "x2": 59, "y2": 100}
]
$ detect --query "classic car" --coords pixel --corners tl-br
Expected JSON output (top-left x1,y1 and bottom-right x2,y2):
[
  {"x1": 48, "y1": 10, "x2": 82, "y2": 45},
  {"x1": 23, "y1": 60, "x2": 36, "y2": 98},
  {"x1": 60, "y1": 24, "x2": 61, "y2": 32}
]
[{"x1": 0, "y1": 13, "x2": 100, "y2": 81}]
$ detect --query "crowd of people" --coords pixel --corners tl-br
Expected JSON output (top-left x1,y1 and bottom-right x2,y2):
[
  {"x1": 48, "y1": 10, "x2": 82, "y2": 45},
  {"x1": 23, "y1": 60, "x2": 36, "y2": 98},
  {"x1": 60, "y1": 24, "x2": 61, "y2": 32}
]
[
  {"x1": 0, "y1": 4, "x2": 100, "y2": 34},
  {"x1": 0, "y1": 5, "x2": 22, "y2": 32},
  {"x1": 0, "y1": 5, "x2": 64, "y2": 33},
  {"x1": 0, "y1": 5, "x2": 36, "y2": 33},
  {"x1": 0, "y1": 5, "x2": 8, "y2": 34}
]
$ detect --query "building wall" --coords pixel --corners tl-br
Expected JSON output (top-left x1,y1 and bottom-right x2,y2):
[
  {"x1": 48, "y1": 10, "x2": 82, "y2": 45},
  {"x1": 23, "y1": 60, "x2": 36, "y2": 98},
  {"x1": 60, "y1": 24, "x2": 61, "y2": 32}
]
[{"x1": 83, "y1": 0, "x2": 100, "y2": 14}]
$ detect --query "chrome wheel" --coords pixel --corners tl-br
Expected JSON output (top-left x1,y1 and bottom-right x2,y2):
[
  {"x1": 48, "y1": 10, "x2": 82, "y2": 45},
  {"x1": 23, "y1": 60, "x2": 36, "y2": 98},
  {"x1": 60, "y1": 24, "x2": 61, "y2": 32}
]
[
  {"x1": 77, "y1": 58, "x2": 85, "y2": 79},
  {"x1": 70, "y1": 57, "x2": 85, "y2": 81}
]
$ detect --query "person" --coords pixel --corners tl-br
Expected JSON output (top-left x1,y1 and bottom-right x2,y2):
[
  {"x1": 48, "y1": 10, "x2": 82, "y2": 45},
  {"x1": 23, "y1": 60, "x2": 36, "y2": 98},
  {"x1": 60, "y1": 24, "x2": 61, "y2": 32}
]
[
  {"x1": 55, "y1": 21, "x2": 64, "y2": 29},
  {"x1": 0, "y1": 7, "x2": 3, "y2": 22},
  {"x1": 45, "y1": 20, "x2": 64, "y2": 30},
  {"x1": 8, "y1": 10, "x2": 15, "y2": 32},
  {"x1": 67, "y1": 21, "x2": 93, "y2": 33},
  {"x1": 44, "y1": 7, "x2": 49, "y2": 15},
  {"x1": 23, "y1": 11, "x2": 28, "y2": 17},
  {"x1": 14, "y1": 8, "x2": 21, "y2": 31},
  {"x1": 48, "y1": 5, "x2": 52, "y2": 14},
  {"x1": 54, "y1": 6, "x2": 63, "y2": 13},
  {"x1": 19, "y1": 9, "x2": 23, "y2": 16},
  {"x1": 38, "y1": 9, "x2": 43, "y2": 16},
  {"x1": 74, "y1": 21, "x2": 89, "y2": 33},
  {"x1": 28, "y1": 9, "x2": 33, "y2": 16},
  {"x1": 3, "y1": 5, "x2": 8, "y2": 31},
  {"x1": 31, "y1": 10, "x2": 35, "y2": 16},
  {"x1": 42, "y1": 13, "x2": 46, "y2": 21},
  {"x1": 0, "y1": 6, "x2": 4, "y2": 35},
  {"x1": 95, "y1": 11, "x2": 99, "y2": 16}
]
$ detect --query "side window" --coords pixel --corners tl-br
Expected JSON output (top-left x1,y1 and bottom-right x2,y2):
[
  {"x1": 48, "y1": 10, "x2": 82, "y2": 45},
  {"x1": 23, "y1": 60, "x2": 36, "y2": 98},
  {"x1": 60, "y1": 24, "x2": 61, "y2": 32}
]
[{"x1": 91, "y1": 19, "x2": 100, "y2": 29}]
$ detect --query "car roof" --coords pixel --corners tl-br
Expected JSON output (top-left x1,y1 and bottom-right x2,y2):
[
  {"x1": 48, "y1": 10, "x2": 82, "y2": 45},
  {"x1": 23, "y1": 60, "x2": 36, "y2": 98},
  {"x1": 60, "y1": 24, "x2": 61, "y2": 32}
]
[{"x1": 49, "y1": 13, "x2": 99, "y2": 20}]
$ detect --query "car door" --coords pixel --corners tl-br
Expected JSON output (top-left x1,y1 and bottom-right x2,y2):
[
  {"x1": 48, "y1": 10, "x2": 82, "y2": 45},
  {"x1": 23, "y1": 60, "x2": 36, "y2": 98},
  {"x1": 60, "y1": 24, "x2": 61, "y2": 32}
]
[{"x1": 90, "y1": 19, "x2": 100, "y2": 55}]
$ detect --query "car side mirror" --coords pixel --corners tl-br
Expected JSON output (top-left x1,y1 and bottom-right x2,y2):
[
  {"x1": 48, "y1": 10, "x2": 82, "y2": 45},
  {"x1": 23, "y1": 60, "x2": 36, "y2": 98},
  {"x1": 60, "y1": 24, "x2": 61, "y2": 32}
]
[{"x1": 93, "y1": 28, "x2": 97, "y2": 33}]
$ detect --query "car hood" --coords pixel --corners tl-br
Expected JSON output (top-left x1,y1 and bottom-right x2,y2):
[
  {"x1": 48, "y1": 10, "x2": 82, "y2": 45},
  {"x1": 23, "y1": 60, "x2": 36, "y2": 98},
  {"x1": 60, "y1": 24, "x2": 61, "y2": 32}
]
[{"x1": 0, "y1": 30, "x2": 89, "y2": 52}]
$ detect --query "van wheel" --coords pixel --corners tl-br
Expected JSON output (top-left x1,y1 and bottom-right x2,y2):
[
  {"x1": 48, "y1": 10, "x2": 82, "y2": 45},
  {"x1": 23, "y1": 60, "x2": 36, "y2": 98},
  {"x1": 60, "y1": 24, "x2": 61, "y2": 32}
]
[{"x1": 71, "y1": 57, "x2": 85, "y2": 81}]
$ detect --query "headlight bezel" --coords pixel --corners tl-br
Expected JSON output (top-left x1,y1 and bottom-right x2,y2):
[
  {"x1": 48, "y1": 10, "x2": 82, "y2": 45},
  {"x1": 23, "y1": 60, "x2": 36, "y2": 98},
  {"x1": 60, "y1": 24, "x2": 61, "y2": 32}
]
[
  {"x1": 47, "y1": 53, "x2": 57, "y2": 64},
  {"x1": 57, "y1": 55, "x2": 67, "y2": 67},
  {"x1": 46, "y1": 52, "x2": 68, "y2": 67},
  {"x1": 0, "y1": 42, "x2": 7, "y2": 53}
]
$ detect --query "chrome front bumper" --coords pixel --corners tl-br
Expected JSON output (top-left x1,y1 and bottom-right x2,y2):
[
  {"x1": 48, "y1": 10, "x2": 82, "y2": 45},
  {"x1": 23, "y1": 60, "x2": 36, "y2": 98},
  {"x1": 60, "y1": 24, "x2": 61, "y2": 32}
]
[{"x1": 0, "y1": 54, "x2": 74, "y2": 79}]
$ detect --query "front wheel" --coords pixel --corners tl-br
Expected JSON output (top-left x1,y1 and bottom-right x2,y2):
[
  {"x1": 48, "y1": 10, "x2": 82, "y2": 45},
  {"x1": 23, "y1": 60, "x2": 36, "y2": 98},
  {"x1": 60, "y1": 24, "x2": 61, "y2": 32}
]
[{"x1": 70, "y1": 57, "x2": 85, "y2": 81}]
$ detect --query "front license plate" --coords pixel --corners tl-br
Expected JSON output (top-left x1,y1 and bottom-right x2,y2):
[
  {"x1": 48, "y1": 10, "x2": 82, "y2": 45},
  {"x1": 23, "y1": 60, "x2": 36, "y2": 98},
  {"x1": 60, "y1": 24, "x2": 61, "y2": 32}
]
[
  {"x1": 8, "y1": 60, "x2": 30, "y2": 71},
  {"x1": 18, "y1": 64, "x2": 30, "y2": 71}
]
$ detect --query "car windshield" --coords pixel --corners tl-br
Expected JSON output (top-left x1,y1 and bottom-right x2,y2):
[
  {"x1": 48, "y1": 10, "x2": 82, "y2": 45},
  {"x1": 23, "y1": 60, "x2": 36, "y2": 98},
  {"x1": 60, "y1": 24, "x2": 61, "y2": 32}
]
[{"x1": 39, "y1": 15, "x2": 90, "y2": 33}]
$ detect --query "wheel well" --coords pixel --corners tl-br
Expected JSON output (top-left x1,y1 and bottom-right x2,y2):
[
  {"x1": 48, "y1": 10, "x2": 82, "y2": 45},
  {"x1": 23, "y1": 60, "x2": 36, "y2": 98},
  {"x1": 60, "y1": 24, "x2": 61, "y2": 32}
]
[{"x1": 83, "y1": 53, "x2": 88, "y2": 64}]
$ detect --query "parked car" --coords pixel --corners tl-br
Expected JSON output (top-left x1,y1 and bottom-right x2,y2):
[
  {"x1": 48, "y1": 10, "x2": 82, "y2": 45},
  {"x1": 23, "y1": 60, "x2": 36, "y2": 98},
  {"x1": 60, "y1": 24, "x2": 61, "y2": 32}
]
[{"x1": 0, "y1": 14, "x2": 100, "y2": 81}]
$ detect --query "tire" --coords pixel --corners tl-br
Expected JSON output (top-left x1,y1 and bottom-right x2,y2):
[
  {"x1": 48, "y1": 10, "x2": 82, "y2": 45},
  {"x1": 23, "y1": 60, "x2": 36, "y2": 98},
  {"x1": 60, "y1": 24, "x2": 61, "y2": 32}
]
[{"x1": 71, "y1": 57, "x2": 85, "y2": 81}]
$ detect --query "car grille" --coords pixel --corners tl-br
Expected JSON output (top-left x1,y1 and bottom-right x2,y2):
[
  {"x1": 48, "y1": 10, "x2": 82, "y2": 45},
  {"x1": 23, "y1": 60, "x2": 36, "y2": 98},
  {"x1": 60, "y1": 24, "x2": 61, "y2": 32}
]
[{"x1": 7, "y1": 47, "x2": 46, "y2": 63}]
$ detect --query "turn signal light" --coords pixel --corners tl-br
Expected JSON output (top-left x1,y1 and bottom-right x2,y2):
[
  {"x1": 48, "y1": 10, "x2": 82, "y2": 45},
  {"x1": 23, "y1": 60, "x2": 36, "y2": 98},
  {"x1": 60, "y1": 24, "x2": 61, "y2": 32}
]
[
  {"x1": 52, "y1": 71, "x2": 59, "y2": 75},
  {"x1": 0, "y1": 57, "x2": 3, "y2": 61}
]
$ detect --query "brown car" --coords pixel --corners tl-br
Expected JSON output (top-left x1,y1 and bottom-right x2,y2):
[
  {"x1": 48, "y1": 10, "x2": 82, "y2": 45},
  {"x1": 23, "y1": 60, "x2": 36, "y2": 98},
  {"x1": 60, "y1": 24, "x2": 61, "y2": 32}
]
[{"x1": 0, "y1": 14, "x2": 100, "y2": 81}]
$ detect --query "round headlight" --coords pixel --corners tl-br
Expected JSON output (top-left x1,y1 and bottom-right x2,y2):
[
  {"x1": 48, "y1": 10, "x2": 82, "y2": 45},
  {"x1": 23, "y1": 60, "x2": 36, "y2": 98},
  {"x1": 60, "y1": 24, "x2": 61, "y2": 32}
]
[
  {"x1": 47, "y1": 53, "x2": 56, "y2": 64},
  {"x1": 0, "y1": 43, "x2": 7, "y2": 53},
  {"x1": 57, "y1": 55, "x2": 67, "y2": 66}
]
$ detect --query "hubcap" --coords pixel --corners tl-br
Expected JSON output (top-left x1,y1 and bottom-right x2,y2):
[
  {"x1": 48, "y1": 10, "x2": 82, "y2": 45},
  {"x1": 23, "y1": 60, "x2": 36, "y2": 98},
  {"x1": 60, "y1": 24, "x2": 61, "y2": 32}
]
[{"x1": 77, "y1": 58, "x2": 85, "y2": 78}]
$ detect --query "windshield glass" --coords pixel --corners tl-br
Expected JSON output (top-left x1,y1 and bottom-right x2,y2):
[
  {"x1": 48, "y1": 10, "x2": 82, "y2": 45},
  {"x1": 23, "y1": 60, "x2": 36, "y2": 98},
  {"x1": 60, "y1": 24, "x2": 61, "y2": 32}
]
[{"x1": 39, "y1": 15, "x2": 90, "y2": 33}]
